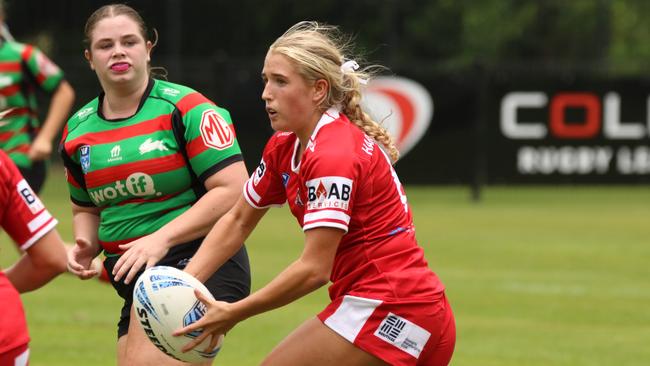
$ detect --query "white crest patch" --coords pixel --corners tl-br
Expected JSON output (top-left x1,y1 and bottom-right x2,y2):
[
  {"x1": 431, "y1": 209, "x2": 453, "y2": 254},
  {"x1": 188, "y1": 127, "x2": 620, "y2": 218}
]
[{"x1": 374, "y1": 312, "x2": 431, "y2": 359}]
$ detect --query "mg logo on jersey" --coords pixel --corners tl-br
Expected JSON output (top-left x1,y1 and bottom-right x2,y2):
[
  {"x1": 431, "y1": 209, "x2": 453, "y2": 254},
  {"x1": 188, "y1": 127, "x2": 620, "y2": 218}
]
[
  {"x1": 200, "y1": 110, "x2": 234, "y2": 150},
  {"x1": 362, "y1": 76, "x2": 433, "y2": 158},
  {"x1": 88, "y1": 172, "x2": 160, "y2": 203},
  {"x1": 306, "y1": 176, "x2": 353, "y2": 210}
]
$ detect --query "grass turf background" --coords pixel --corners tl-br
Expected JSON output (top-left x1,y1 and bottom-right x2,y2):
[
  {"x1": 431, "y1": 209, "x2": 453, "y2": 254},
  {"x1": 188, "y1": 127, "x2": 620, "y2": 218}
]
[{"x1": 2, "y1": 167, "x2": 648, "y2": 365}]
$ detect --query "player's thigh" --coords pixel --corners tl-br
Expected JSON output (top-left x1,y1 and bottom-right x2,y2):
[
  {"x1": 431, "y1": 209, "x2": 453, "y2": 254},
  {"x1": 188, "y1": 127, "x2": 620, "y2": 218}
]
[
  {"x1": 120, "y1": 305, "x2": 212, "y2": 366},
  {"x1": 117, "y1": 335, "x2": 127, "y2": 366},
  {"x1": 261, "y1": 317, "x2": 388, "y2": 366}
]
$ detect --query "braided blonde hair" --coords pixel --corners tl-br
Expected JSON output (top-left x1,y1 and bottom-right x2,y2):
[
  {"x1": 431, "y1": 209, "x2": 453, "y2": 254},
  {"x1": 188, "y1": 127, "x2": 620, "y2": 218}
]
[{"x1": 269, "y1": 21, "x2": 399, "y2": 162}]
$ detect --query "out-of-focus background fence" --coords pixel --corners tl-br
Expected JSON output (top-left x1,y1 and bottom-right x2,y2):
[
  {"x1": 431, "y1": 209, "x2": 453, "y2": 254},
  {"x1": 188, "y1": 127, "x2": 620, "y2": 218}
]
[{"x1": 7, "y1": 0, "x2": 649, "y2": 187}]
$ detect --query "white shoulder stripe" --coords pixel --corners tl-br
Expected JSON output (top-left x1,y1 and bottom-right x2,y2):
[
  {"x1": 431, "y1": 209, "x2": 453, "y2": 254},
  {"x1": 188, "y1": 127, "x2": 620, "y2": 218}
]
[
  {"x1": 243, "y1": 179, "x2": 285, "y2": 209},
  {"x1": 28, "y1": 210, "x2": 52, "y2": 232},
  {"x1": 304, "y1": 209, "x2": 350, "y2": 224},
  {"x1": 21, "y1": 218, "x2": 58, "y2": 251},
  {"x1": 244, "y1": 180, "x2": 261, "y2": 205},
  {"x1": 303, "y1": 221, "x2": 348, "y2": 232}
]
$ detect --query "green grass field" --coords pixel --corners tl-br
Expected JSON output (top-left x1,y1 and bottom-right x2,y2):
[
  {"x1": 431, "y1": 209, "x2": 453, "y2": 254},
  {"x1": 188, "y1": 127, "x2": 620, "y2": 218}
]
[{"x1": 2, "y1": 167, "x2": 649, "y2": 365}]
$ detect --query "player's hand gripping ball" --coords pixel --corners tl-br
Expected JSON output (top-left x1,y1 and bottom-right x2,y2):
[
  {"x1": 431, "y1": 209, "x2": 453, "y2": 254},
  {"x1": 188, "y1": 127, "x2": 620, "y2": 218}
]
[{"x1": 133, "y1": 266, "x2": 223, "y2": 363}]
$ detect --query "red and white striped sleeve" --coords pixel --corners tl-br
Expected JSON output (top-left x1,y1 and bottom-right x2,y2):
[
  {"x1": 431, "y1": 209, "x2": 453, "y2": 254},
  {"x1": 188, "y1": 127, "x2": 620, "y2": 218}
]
[
  {"x1": 300, "y1": 149, "x2": 357, "y2": 233},
  {"x1": 0, "y1": 154, "x2": 57, "y2": 250},
  {"x1": 243, "y1": 136, "x2": 287, "y2": 209}
]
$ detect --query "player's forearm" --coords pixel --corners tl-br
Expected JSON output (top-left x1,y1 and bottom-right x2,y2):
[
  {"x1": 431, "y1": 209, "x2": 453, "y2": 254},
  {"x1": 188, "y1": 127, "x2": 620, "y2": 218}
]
[
  {"x1": 72, "y1": 206, "x2": 101, "y2": 252},
  {"x1": 184, "y1": 203, "x2": 255, "y2": 282},
  {"x1": 155, "y1": 179, "x2": 242, "y2": 249},
  {"x1": 232, "y1": 259, "x2": 329, "y2": 322},
  {"x1": 5, "y1": 230, "x2": 67, "y2": 293},
  {"x1": 185, "y1": 197, "x2": 265, "y2": 283},
  {"x1": 232, "y1": 228, "x2": 340, "y2": 320},
  {"x1": 38, "y1": 80, "x2": 75, "y2": 141},
  {"x1": 5, "y1": 255, "x2": 61, "y2": 292}
]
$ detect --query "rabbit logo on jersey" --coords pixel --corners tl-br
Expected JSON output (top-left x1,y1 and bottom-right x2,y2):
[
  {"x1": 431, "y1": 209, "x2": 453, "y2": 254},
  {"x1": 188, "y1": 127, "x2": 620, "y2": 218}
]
[
  {"x1": 89, "y1": 172, "x2": 159, "y2": 203},
  {"x1": 306, "y1": 176, "x2": 353, "y2": 210}
]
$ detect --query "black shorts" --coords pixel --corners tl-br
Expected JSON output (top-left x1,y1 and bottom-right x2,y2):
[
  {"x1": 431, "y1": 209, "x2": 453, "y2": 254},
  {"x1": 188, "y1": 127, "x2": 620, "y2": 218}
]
[
  {"x1": 17, "y1": 160, "x2": 47, "y2": 194},
  {"x1": 103, "y1": 238, "x2": 251, "y2": 339}
]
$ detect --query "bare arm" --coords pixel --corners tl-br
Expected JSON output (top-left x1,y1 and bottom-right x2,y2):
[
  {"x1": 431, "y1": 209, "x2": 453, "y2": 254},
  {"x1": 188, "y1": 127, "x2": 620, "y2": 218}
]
[
  {"x1": 150, "y1": 161, "x2": 248, "y2": 247},
  {"x1": 185, "y1": 196, "x2": 268, "y2": 283},
  {"x1": 29, "y1": 80, "x2": 75, "y2": 161},
  {"x1": 176, "y1": 226, "x2": 343, "y2": 349},
  {"x1": 72, "y1": 203, "x2": 101, "y2": 248},
  {"x1": 226, "y1": 227, "x2": 342, "y2": 319},
  {"x1": 113, "y1": 161, "x2": 248, "y2": 283},
  {"x1": 67, "y1": 203, "x2": 103, "y2": 279},
  {"x1": 5, "y1": 228, "x2": 68, "y2": 293}
]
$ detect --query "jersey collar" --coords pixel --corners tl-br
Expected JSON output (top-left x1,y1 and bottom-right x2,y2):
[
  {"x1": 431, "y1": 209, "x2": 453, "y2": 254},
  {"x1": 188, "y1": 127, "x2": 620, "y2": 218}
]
[
  {"x1": 97, "y1": 78, "x2": 155, "y2": 122},
  {"x1": 291, "y1": 106, "x2": 340, "y2": 173}
]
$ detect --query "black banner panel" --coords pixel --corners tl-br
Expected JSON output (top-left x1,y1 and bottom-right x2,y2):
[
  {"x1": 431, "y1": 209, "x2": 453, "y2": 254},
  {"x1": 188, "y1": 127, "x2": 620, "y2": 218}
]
[{"x1": 487, "y1": 77, "x2": 650, "y2": 183}]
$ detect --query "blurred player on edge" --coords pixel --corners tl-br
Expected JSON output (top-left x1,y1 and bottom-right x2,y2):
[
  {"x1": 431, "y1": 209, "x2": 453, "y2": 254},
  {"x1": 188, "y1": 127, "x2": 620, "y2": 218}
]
[
  {"x1": 0, "y1": 1, "x2": 75, "y2": 193},
  {"x1": 0, "y1": 132, "x2": 67, "y2": 365}
]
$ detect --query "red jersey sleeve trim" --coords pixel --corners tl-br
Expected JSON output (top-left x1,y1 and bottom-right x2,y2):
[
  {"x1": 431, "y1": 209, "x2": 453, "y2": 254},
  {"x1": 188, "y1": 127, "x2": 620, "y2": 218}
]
[
  {"x1": 20, "y1": 45, "x2": 34, "y2": 61},
  {"x1": 177, "y1": 92, "x2": 214, "y2": 117}
]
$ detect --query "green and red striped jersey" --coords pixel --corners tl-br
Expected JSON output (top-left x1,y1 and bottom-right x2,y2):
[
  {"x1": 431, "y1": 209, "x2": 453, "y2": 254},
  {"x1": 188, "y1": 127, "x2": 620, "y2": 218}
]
[
  {"x1": 0, "y1": 39, "x2": 64, "y2": 168},
  {"x1": 60, "y1": 79, "x2": 243, "y2": 254}
]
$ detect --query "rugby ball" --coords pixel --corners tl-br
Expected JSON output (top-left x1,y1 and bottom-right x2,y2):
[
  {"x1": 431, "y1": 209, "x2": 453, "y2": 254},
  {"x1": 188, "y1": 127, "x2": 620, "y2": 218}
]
[{"x1": 133, "y1": 265, "x2": 223, "y2": 363}]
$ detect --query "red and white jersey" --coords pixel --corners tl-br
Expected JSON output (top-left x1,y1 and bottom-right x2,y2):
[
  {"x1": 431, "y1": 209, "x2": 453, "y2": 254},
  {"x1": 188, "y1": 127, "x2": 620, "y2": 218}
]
[
  {"x1": 244, "y1": 108, "x2": 444, "y2": 300},
  {"x1": 0, "y1": 150, "x2": 57, "y2": 251},
  {"x1": 0, "y1": 150, "x2": 57, "y2": 353}
]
